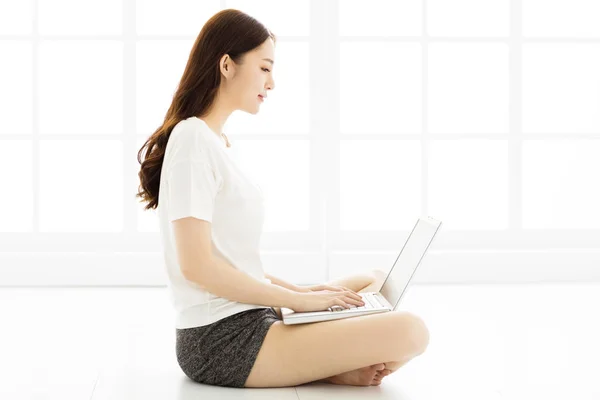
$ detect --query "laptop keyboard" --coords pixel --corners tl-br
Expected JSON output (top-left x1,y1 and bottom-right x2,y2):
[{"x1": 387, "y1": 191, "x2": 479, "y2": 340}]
[{"x1": 328, "y1": 292, "x2": 384, "y2": 312}]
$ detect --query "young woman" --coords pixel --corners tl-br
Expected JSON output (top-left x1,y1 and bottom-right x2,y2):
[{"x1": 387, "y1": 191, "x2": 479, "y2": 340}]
[{"x1": 136, "y1": 8, "x2": 429, "y2": 389}]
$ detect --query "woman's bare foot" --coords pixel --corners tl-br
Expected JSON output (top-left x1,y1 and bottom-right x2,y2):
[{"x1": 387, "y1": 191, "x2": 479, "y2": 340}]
[{"x1": 318, "y1": 363, "x2": 392, "y2": 386}]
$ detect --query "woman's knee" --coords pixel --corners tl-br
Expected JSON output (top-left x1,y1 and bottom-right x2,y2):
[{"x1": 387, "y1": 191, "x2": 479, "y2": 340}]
[
  {"x1": 405, "y1": 312, "x2": 430, "y2": 354},
  {"x1": 389, "y1": 311, "x2": 430, "y2": 356},
  {"x1": 366, "y1": 268, "x2": 388, "y2": 291}
]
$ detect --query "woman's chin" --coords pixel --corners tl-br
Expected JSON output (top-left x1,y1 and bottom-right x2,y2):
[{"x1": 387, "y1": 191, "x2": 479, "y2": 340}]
[{"x1": 240, "y1": 102, "x2": 262, "y2": 115}]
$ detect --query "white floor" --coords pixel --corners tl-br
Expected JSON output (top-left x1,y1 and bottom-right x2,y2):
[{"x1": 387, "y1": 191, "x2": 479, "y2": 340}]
[{"x1": 1, "y1": 283, "x2": 599, "y2": 399}]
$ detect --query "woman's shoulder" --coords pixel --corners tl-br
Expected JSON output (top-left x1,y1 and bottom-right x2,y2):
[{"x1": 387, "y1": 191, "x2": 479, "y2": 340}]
[{"x1": 169, "y1": 117, "x2": 221, "y2": 157}]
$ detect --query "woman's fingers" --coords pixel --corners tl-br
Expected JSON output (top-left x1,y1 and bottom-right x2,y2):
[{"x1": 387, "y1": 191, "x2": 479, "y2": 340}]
[
  {"x1": 333, "y1": 285, "x2": 361, "y2": 299},
  {"x1": 322, "y1": 285, "x2": 363, "y2": 303},
  {"x1": 344, "y1": 295, "x2": 364, "y2": 307},
  {"x1": 345, "y1": 289, "x2": 364, "y2": 302}
]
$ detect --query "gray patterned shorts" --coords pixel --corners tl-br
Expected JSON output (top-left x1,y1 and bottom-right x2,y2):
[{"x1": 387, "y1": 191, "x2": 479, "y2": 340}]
[{"x1": 175, "y1": 307, "x2": 281, "y2": 388}]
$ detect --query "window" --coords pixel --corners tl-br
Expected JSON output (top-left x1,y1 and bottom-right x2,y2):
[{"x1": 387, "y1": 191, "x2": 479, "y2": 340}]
[{"x1": 1, "y1": 0, "x2": 598, "y2": 286}]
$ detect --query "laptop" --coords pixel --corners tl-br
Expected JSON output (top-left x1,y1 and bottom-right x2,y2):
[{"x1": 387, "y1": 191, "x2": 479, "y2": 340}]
[{"x1": 281, "y1": 216, "x2": 442, "y2": 325}]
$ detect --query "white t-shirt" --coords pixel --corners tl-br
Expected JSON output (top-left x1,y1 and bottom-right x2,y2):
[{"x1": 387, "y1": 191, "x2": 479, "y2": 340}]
[{"x1": 157, "y1": 116, "x2": 272, "y2": 329}]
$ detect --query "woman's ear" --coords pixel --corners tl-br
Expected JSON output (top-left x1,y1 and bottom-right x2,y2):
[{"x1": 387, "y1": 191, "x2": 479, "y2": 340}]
[{"x1": 220, "y1": 54, "x2": 232, "y2": 78}]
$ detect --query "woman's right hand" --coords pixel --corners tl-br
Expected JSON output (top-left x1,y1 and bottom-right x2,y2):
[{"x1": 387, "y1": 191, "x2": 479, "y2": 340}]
[{"x1": 289, "y1": 289, "x2": 365, "y2": 313}]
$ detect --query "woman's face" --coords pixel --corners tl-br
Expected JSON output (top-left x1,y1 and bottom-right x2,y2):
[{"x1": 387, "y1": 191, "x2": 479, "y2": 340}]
[{"x1": 223, "y1": 38, "x2": 276, "y2": 114}]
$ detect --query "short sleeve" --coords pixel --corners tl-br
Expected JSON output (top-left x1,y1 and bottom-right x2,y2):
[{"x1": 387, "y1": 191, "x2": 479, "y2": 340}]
[{"x1": 166, "y1": 159, "x2": 222, "y2": 223}]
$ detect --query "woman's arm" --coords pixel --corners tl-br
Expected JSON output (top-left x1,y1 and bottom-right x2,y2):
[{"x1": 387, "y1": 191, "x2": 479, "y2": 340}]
[
  {"x1": 265, "y1": 273, "x2": 309, "y2": 293},
  {"x1": 264, "y1": 273, "x2": 363, "y2": 297}
]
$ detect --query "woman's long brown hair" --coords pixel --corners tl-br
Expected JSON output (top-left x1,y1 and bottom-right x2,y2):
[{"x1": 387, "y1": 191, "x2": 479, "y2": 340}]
[{"x1": 136, "y1": 8, "x2": 276, "y2": 211}]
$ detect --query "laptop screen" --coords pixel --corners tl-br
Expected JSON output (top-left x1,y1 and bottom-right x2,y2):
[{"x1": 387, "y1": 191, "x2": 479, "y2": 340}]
[{"x1": 379, "y1": 217, "x2": 442, "y2": 309}]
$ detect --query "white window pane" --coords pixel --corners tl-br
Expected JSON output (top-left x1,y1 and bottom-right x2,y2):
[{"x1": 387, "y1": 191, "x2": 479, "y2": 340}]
[
  {"x1": 232, "y1": 140, "x2": 310, "y2": 232},
  {"x1": 0, "y1": 1, "x2": 32, "y2": 34},
  {"x1": 0, "y1": 140, "x2": 33, "y2": 232},
  {"x1": 136, "y1": 40, "x2": 193, "y2": 135},
  {"x1": 429, "y1": 140, "x2": 509, "y2": 230},
  {"x1": 428, "y1": 43, "x2": 509, "y2": 134},
  {"x1": 136, "y1": 0, "x2": 221, "y2": 36},
  {"x1": 523, "y1": 0, "x2": 600, "y2": 38},
  {"x1": 339, "y1": 0, "x2": 422, "y2": 37},
  {"x1": 0, "y1": 41, "x2": 33, "y2": 135},
  {"x1": 340, "y1": 42, "x2": 422, "y2": 134},
  {"x1": 39, "y1": 0, "x2": 122, "y2": 35},
  {"x1": 522, "y1": 44, "x2": 600, "y2": 134},
  {"x1": 427, "y1": 0, "x2": 509, "y2": 37},
  {"x1": 226, "y1": 42, "x2": 309, "y2": 135},
  {"x1": 39, "y1": 41, "x2": 123, "y2": 135},
  {"x1": 341, "y1": 140, "x2": 421, "y2": 230},
  {"x1": 523, "y1": 140, "x2": 600, "y2": 229},
  {"x1": 226, "y1": 0, "x2": 309, "y2": 36},
  {"x1": 39, "y1": 140, "x2": 123, "y2": 232},
  {"x1": 136, "y1": 137, "x2": 159, "y2": 233}
]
